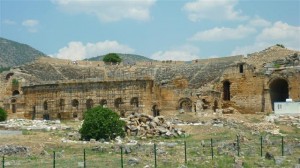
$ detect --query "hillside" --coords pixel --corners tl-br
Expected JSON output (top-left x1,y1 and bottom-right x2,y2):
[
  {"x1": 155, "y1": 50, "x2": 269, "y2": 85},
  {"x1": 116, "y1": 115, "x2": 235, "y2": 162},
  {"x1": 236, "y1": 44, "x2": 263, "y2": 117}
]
[
  {"x1": 0, "y1": 37, "x2": 47, "y2": 68},
  {"x1": 86, "y1": 53, "x2": 154, "y2": 63}
]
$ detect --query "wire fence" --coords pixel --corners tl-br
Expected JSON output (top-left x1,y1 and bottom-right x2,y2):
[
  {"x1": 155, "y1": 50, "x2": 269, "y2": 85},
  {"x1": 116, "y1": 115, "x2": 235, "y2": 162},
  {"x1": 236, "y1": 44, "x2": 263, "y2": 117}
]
[{"x1": 2, "y1": 135, "x2": 300, "y2": 168}]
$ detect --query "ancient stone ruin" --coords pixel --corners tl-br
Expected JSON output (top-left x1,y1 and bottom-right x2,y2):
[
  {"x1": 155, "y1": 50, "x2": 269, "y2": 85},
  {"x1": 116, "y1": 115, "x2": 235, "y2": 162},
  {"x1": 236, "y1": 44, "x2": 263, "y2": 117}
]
[{"x1": 0, "y1": 45, "x2": 299, "y2": 120}]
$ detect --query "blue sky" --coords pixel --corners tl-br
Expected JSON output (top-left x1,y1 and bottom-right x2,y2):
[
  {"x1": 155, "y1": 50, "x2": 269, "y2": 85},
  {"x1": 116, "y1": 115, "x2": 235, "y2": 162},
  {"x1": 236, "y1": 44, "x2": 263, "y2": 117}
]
[{"x1": 1, "y1": 0, "x2": 299, "y2": 61}]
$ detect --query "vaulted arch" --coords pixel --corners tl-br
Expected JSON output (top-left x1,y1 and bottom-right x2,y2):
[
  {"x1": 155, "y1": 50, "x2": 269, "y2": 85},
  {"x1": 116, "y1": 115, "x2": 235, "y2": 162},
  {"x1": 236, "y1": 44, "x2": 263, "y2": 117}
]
[
  {"x1": 223, "y1": 80, "x2": 231, "y2": 101},
  {"x1": 269, "y1": 78, "x2": 289, "y2": 110},
  {"x1": 178, "y1": 98, "x2": 192, "y2": 112}
]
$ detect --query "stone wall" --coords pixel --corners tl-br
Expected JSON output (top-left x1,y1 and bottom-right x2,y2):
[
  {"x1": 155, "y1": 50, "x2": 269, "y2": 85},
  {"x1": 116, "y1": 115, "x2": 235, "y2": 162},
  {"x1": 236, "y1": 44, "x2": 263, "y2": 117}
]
[{"x1": 20, "y1": 80, "x2": 154, "y2": 120}]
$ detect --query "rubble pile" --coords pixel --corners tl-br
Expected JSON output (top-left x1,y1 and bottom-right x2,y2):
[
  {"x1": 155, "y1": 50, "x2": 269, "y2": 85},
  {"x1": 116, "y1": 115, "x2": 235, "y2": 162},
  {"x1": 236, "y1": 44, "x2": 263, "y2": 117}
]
[
  {"x1": 123, "y1": 113, "x2": 185, "y2": 138},
  {"x1": 0, "y1": 145, "x2": 29, "y2": 155},
  {"x1": 0, "y1": 119, "x2": 70, "y2": 131}
]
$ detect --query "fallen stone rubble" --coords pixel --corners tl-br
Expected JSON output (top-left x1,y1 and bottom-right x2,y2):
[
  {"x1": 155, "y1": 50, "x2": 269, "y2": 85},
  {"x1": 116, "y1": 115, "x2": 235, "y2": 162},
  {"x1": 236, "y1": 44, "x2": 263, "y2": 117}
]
[
  {"x1": 122, "y1": 113, "x2": 185, "y2": 138},
  {"x1": 0, "y1": 119, "x2": 71, "y2": 131},
  {"x1": 0, "y1": 145, "x2": 29, "y2": 155}
]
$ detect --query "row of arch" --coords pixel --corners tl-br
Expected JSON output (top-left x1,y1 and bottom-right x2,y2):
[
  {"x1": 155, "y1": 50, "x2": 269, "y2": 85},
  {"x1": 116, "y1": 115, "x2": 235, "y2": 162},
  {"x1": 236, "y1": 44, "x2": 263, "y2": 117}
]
[{"x1": 42, "y1": 97, "x2": 140, "y2": 111}]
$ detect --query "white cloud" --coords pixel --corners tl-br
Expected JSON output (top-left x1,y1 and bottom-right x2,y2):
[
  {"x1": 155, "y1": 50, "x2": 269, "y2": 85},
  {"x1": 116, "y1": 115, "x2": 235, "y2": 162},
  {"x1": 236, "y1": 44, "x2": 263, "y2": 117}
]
[
  {"x1": 247, "y1": 17, "x2": 271, "y2": 28},
  {"x1": 189, "y1": 25, "x2": 256, "y2": 41},
  {"x1": 231, "y1": 22, "x2": 300, "y2": 55},
  {"x1": 22, "y1": 19, "x2": 39, "y2": 33},
  {"x1": 3, "y1": 19, "x2": 17, "y2": 25},
  {"x1": 51, "y1": 41, "x2": 135, "y2": 60},
  {"x1": 151, "y1": 45, "x2": 200, "y2": 61},
  {"x1": 52, "y1": 0, "x2": 156, "y2": 22},
  {"x1": 257, "y1": 21, "x2": 300, "y2": 48},
  {"x1": 183, "y1": 0, "x2": 247, "y2": 22}
]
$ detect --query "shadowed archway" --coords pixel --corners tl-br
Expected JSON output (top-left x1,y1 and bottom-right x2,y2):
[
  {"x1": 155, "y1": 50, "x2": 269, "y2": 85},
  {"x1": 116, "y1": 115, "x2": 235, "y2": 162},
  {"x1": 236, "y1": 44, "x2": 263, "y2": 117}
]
[
  {"x1": 223, "y1": 81, "x2": 231, "y2": 101},
  {"x1": 269, "y1": 78, "x2": 289, "y2": 110}
]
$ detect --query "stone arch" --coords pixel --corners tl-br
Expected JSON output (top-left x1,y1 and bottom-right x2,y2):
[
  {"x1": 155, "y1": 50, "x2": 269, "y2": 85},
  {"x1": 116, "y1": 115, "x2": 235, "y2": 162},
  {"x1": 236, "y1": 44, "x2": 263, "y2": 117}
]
[
  {"x1": 59, "y1": 99, "x2": 65, "y2": 110},
  {"x1": 130, "y1": 97, "x2": 139, "y2": 107},
  {"x1": 269, "y1": 78, "x2": 289, "y2": 110},
  {"x1": 11, "y1": 99, "x2": 16, "y2": 113},
  {"x1": 12, "y1": 90, "x2": 20, "y2": 96},
  {"x1": 178, "y1": 98, "x2": 193, "y2": 112},
  {"x1": 43, "y1": 100, "x2": 48, "y2": 110},
  {"x1": 57, "y1": 113, "x2": 61, "y2": 119},
  {"x1": 213, "y1": 99, "x2": 218, "y2": 112},
  {"x1": 114, "y1": 98, "x2": 123, "y2": 108},
  {"x1": 73, "y1": 112, "x2": 78, "y2": 118},
  {"x1": 100, "y1": 99, "x2": 107, "y2": 107},
  {"x1": 152, "y1": 104, "x2": 160, "y2": 117},
  {"x1": 72, "y1": 99, "x2": 79, "y2": 109},
  {"x1": 43, "y1": 113, "x2": 50, "y2": 120},
  {"x1": 223, "y1": 80, "x2": 231, "y2": 101},
  {"x1": 86, "y1": 99, "x2": 94, "y2": 110}
]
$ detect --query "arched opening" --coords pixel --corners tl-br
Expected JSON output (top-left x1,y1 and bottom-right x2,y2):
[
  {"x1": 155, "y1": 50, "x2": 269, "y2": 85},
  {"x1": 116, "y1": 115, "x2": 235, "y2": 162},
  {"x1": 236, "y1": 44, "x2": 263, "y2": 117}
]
[
  {"x1": 86, "y1": 99, "x2": 94, "y2": 110},
  {"x1": 73, "y1": 112, "x2": 78, "y2": 118},
  {"x1": 43, "y1": 113, "x2": 50, "y2": 120},
  {"x1": 130, "y1": 97, "x2": 139, "y2": 107},
  {"x1": 11, "y1": 99, "x2": 16, "y2": 113},
  {"x1": 223, "y1": 81, "x2": 231, "y2": 101},
  {"x1": 59, "y1": 99, "x2": 65, "y2": 110},
  {"x1": 179, "y1": 98, "x2": 192, "y2": 112},
  {"x1": 114, "y1": 98, "x2": 123, "y2": 108},
  {"x1": 239, "y1": 64, "x2": 244, "y2": 73},
  {"x1": 213, "y1": 100, "x2": 218, "y2": 112},
  {"x1": 12, "y1": 90, "x2": 20, "y2": 96},
  {"x1": 43, "y1": 101, "x2": 48, "y2": 110},
  {"x1": 152, "y1": 105, "x2": 160, "y2": 117},
  {"x1": 72, "y1": 99, "x2": 79, "y2": 110},
  {"x1": 57, "y1": 113, "x2": 61, "y2": 119},
  {"x1": 269, "y1": 78, "x2": 289, "y2": 110},
  {"x1": 100, "y1": 99, "x2": 107, "y2": 107}
]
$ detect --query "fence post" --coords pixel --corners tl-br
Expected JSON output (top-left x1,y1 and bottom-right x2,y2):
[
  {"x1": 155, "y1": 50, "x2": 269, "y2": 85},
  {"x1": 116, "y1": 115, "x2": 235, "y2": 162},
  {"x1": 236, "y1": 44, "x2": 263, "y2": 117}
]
[
  {"x1": 120, "y1": 146, "x2": 123, "y2": 168},
  {"x1": 154, "y1": 143, "x2": 157, "y2": 168},
  {"x1": 53, "y1": 151, "x2": 55, "y2": 168},
  {"x1": 237, "y1": 135, "x2": 240, "y2": 157},
  {"x1": 210, "y1": 138, "x2": 214, "y2": 160},
  {"x1": 184, "y1": 141, "x2": 187, "y2": 164},
  {"x1": 84, "y1": 149, "x2": 86, "y2": 168},
  {"x1": 2, "y1": 155, "x2": 4, "y2": 168},
  {"x1": 260, "y1": 136, "x2": 263, "y2": 157},
  {"x1": 281, "y1": 136, "x2": 284, "y2": 156}
]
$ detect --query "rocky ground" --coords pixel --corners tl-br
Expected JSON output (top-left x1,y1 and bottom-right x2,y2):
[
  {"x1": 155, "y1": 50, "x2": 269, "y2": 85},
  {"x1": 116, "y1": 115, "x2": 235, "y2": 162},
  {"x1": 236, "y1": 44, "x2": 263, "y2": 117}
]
[{"x1": 0, "y1": 112, "x2": 300, "y2": 167}]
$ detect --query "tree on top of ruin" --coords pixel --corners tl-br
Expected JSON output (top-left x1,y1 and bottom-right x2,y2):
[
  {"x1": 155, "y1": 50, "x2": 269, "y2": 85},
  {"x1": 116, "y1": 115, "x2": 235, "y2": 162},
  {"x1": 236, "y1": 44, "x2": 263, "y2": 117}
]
[{"x1": 103, "y1": 53, "x2": 122, "y2": 64}]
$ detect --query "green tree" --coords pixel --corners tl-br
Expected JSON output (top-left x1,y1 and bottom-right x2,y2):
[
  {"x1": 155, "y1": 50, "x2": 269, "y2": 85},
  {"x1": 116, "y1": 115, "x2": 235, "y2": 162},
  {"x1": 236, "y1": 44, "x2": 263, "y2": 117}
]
[
  {"x1": 79, "y1": 106, "x2": 126, "y2": 141},
  {"x1": 0, "y1": 107, "x2": 8, "y2": 122},
  {"x1": 103, "y1": 53, "x2": 122, "y2": 64}
]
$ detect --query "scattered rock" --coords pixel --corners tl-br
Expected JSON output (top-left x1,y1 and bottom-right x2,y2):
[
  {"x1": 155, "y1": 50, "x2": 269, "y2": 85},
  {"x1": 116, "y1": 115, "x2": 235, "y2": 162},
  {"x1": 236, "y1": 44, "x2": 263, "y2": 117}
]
[
  {"x1": 0, "y1": 145, "x2": 29, "y2": 156},
  {"x1": 128, "y1": 157, "x2": 140, "y2": 165},
  {"x1": 274, "y1": 156, "x2": 286, "y2": 165}
]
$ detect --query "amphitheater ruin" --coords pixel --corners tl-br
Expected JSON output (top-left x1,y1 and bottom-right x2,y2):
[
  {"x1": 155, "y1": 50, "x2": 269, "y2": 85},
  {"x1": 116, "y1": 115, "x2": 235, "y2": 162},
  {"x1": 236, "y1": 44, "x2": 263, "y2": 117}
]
[{"x1": 0, "y1": 45, "x2": 299, "y2": 120}]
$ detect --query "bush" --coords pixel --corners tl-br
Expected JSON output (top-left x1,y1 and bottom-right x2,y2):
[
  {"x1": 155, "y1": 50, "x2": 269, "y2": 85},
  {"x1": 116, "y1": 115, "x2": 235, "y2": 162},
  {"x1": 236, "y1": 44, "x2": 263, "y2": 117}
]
[
  {"x1": 103, "y1": 53, "x2": 122, "y2": 64},
  {"x1": 79, "y1": 106, "x2": 126, "y2": 141},
  {"x1": 0, "y1": 107, "x2": 8, "y2": 121}
]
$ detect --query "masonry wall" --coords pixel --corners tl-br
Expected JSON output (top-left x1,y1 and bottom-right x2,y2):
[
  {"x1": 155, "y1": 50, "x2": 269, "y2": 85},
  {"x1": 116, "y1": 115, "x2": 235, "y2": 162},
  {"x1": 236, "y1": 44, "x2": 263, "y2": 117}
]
[{"x1": 21, "y1": 80, "x2": 154, "y2": 120}]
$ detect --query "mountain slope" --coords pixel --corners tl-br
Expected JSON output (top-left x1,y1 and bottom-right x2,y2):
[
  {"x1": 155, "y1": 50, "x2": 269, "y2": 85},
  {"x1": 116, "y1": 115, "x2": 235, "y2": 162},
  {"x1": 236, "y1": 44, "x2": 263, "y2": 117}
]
[
  {"x1": 0, "y1": 37, "x2": 48, "y2": 68},
  {"x1": 86, "y1": 53, "x2": 154, "y2": 63}
]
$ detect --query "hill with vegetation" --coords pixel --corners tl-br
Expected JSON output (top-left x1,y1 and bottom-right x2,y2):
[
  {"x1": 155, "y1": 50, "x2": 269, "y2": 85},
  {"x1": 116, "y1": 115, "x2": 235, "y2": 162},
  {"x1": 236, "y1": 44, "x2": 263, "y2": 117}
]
[
  {"x1": 0, "y1": 37, "x2": 47, "y2": 69},
  {"x1": 86, "y1": 53, "x2": 154, "y2": 63}
]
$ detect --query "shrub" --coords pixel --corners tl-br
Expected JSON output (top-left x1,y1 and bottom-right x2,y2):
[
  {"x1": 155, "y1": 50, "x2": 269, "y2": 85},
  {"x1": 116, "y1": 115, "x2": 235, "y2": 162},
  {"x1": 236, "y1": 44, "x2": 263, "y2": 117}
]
[
  {"x1": 103, "y1": 53, "x2": 122, "y2": 64},
  {"x1": 12, "y1": 79, "x2": 19, "y2": 86},
  {"x1": 0, "y1": 107, "x2": 8, "y2": 121},
  {"x1": 79, "y1": 106, "x2": 126, "y2": 141},
  {"x1": 276, "y1": 44, "x2": 285, "y2": 48}
]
